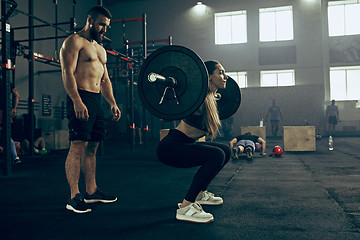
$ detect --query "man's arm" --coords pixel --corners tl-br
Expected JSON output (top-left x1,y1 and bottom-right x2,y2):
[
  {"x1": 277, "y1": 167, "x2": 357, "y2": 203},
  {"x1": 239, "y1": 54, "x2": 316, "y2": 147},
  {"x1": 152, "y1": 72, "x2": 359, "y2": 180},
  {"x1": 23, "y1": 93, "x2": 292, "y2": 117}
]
[
  {"x1": 60, "y1": 35, "x2": 88, "y2": 121},
  {"x1": 11, "y1": 88, "x2": 20, "y2": 118},
  {"x1": 100, "y1": 65, "x2": 121, "y2": 121},
  {"x1": 257, "y1": 137, "x2": 266, "y2": 155},
  {"x1": 325, "y1": 105, "x2": 329, "y2": 118},
  {"x1": 229, "y1": 138, "x2": 238, "y2": 148}
]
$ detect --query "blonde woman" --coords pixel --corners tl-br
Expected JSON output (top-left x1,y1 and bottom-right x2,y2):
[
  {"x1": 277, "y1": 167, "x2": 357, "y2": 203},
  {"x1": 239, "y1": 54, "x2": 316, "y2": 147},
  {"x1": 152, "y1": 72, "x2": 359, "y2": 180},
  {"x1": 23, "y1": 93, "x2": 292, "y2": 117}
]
[{"x1": 157, "y1": 60, "x2": 231, "y2": 223}]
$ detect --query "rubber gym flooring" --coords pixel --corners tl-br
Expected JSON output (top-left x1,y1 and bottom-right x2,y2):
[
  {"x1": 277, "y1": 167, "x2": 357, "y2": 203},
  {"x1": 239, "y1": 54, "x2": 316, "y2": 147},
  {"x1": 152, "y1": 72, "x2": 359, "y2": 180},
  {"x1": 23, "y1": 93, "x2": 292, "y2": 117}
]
[{"x1": 1, "y1": 136, "x2": 360, "y2": 240}]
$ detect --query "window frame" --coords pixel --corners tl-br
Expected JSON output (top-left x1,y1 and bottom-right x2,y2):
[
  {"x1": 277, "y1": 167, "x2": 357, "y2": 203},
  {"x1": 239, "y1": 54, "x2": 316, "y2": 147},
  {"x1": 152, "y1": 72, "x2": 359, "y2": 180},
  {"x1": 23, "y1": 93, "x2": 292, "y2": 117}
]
[
  {"x1": 328, "y1": 0, "x2": 360, "y2": 36},
  {"x1": 227, "y1": 71, "x2": 248, "y2": 88},
  {"x1": 259, "y1": 6, "x2": 294, "y2": 42},
  {"x1": 329, "y1": 66, "x2": 360, "y2": 101},
  {"x1": 260, "y1": 69, "x2": 295, "y2": 87},
  {"x1": 215, "y1": 10, "x2": 247, "y2": 45}
]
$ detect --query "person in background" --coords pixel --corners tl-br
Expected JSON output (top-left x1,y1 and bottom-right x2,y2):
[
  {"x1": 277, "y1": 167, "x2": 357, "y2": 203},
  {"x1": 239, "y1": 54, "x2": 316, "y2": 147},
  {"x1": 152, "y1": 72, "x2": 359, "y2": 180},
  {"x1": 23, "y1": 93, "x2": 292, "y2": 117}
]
[
  {"x1": 266, "y1": 99, "x2": 283, "y2": 137},
  {"x1": 10, "y1": 87, "x2": 20, "y2": 118},
  {"x1": 326, "y1": 99, "x2": 339, "y2": 136},
  {"x1": 229, "y1": 132, "x2": 267, "y2": 159},
  {"x1": 22, "y1": 136, "x2": 47, "y2": 155},
  {"x1": 0, "y1": 86, "x2": 21, "y2": 165}
]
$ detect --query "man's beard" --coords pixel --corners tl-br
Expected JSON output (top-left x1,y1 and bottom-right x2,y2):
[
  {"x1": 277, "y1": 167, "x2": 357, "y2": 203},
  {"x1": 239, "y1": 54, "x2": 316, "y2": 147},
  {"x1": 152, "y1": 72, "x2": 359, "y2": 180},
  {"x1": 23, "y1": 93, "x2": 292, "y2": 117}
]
[{"x1": 90, "y1": 26, "x2": 103, "y2": 43}]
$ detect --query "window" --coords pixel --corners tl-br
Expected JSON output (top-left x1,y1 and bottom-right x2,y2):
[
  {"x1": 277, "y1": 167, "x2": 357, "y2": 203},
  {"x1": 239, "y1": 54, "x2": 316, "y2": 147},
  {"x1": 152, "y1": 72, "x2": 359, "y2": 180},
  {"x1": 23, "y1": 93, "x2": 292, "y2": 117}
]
[
  {"x1": 330, "y1": 66, "x2": 360, "y2": 100},
  {"x1": 328, "y1": 0, "x2": 360, "y2": 36},
  {"x1": 227, "y1": 72, "x2": 247, "y2": 88},
  {"x1": 259, "y1": 6, "x2": 294, "y2": 42},
  {"x1": 260, "y1": 70, "x2": 295, "y2": 87},
  {"x1": 215, "y1": 10, "x2": 247, "y2": 45}
]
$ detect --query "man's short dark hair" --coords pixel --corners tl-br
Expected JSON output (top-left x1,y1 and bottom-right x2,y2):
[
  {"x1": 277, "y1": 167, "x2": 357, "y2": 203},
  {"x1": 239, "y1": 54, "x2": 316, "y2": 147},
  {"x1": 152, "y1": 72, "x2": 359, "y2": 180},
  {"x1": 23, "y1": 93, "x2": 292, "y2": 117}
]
[{"x1": 88, "y1": 6, "x2": 112, "y2": 20}]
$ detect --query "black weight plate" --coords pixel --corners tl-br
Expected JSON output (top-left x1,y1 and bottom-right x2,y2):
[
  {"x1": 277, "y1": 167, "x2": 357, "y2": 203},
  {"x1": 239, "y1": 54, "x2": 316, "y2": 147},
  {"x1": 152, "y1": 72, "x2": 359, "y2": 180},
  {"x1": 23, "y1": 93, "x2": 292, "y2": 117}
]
[
  {"x1": 216, "y1": 76, "x2": 241, "y2": 120},
  {"x1": 138, "y1": 45, "x2": 208, "y2": 120}
]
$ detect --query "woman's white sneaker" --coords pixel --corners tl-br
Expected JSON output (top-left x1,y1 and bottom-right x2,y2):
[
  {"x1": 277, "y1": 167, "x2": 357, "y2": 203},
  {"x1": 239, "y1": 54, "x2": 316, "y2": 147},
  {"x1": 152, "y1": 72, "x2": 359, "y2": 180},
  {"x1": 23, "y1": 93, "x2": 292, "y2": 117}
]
[
  {"x1": 176, "y1": 202, "x2": 214, "y2": 223},
  {"x1": 195, "y1": 190, "x2": 223, "y2": 205}
]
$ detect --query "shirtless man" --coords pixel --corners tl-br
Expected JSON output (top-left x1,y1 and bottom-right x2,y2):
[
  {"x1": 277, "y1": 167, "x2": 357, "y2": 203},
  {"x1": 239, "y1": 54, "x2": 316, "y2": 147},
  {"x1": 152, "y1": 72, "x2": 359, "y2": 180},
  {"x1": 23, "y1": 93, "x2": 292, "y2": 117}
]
[{"x1": 60, "y1": 6, "x2": 121, "y2": 213}]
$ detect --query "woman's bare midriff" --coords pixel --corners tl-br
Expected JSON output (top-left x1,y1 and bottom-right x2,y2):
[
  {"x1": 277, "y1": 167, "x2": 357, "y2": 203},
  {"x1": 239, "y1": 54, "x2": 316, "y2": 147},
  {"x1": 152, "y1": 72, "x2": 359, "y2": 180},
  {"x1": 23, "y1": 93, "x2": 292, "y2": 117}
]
[{"x1": 176, "y1": 120, "x2": 206, "y2": 140}]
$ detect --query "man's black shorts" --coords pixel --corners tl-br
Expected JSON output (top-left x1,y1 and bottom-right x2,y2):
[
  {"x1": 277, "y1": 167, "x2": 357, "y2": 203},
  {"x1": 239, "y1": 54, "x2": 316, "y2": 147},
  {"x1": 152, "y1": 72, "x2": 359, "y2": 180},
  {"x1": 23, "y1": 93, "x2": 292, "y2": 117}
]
[
  {"x1": 328, "y1": 116, "x2": 337, "y2": 125},
  {"x1": 67, "y1": 89, "x2": 105, "y2": 141}
]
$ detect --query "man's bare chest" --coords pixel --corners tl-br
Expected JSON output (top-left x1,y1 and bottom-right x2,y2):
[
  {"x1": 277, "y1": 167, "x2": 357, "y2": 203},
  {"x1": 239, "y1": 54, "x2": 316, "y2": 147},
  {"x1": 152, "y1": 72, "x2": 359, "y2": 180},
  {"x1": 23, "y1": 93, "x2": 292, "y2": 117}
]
[{"x1": 79, "y1": 43, "x2": 106, "y2": 64}]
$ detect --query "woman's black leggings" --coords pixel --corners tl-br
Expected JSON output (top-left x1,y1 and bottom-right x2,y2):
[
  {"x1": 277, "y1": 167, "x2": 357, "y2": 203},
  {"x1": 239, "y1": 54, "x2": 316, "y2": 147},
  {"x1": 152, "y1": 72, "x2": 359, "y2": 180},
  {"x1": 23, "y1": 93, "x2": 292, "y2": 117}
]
[{"x1": 157, "y1": 129, "x2": 231, "y2": 202}]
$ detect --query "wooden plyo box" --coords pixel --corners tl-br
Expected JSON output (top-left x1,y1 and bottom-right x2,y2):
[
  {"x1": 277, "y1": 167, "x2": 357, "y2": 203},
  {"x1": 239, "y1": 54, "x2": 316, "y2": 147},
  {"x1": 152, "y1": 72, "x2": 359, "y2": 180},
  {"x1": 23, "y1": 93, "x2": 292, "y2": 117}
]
[
  {"x1": 43, "y1": 130, "x2": 69, "y2": 150},
  {"x1": 160, "y1": 129, "x2": 205, "y2": 142},
  {"x1": 283, "y1": 126, "x2": 316, "y2": 151},
  {"x1": 241, "y1": 126, "x2": 266, "y2": 140},
  {"x1": 160, "y1": 129, "x2": 170, "y2": 141}
]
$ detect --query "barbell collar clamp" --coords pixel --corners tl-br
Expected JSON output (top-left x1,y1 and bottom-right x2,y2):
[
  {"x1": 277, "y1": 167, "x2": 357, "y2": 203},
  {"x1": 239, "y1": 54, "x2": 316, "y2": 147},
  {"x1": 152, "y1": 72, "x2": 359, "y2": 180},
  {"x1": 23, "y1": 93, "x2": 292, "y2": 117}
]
[{"x1": 148, "y1": 72, "x2": 177, "y2": 87}]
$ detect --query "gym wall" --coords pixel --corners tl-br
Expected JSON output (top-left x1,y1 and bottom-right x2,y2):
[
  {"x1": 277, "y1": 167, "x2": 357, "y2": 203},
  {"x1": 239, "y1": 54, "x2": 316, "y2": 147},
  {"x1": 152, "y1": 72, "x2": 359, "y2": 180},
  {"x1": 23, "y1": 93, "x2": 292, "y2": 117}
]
[
  {"x1": 10, "y1": 0, "x2": 360, "y2": 141},
  {"x1": 102, "y1": 0, "x2": 360, "y2": 137}
]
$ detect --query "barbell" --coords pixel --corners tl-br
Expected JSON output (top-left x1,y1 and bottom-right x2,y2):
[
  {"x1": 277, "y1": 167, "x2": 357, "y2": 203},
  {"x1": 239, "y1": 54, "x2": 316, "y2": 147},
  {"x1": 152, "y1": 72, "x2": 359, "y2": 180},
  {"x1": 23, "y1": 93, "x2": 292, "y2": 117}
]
[{"x1": 137, "y1": 45, "x2": 241, "y2": 121}]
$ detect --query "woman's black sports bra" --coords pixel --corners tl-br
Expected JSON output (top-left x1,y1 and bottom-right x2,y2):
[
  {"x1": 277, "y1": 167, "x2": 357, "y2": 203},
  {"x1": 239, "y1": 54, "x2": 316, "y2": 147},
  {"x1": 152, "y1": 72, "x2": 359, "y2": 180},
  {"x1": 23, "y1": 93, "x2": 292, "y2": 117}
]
[{"x1": 183, "y1": 114, "x2": 207, "y2": 132}]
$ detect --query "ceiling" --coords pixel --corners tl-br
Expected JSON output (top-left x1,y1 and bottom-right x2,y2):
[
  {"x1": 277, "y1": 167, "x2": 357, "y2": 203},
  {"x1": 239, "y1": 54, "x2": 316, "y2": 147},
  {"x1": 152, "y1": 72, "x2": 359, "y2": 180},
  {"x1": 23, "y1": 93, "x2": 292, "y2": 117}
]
[{"x1": 102, "y1": 0, "x2": 152, "y2": 7}]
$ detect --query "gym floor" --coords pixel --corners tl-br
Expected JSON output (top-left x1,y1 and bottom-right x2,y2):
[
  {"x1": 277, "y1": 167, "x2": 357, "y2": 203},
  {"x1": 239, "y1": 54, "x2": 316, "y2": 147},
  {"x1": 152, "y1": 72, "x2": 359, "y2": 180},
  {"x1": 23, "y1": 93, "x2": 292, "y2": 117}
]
[{"x1": 1, "y1": 137, "x2": 360, "y2": 240}]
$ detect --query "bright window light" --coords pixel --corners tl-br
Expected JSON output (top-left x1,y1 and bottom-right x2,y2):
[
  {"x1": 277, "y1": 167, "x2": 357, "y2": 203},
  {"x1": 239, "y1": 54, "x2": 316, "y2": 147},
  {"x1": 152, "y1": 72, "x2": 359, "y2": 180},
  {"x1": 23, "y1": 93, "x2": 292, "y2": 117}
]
[
  {"x1": 330, "y1": 66, "x2": 360, "y2": 100},
  {"x1": 259, "y1": 6, "x2": 294, "y2": 42},
  {"x1": 215, "y1": 10, "x2": 247, "y2": 45},
  {"x1": 227, "y1": 72, "x2": 247, "y2": 88},
  {"x1": 261, "y1": 70, "x2": 295, "y2": 87},
  {"x1": 328, "y1": 0, "x2": 360, "y2": 36}
]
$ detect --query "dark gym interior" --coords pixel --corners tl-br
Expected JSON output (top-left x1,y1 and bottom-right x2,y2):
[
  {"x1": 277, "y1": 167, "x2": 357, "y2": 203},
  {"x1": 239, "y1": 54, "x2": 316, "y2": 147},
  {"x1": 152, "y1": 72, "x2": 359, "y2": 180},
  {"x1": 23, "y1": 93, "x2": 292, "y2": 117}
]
[{"x1": 1, "y1": 0, "x2": 360, "y2": 239}]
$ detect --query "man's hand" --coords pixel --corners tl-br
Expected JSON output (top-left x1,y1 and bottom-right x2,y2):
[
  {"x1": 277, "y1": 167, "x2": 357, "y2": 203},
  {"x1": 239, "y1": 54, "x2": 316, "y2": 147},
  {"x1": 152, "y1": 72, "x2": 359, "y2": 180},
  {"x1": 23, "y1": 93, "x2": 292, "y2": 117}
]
[
  {"x1": 111, "y1": 105, "x2": 121, "y2": 121},
  {"x1": 74, "y1": 101, "x2": 89, "y2": 121},
  {"x1": 12, "y1": 87, "x2": 19, "y2": 95},
  {"x1": 10, "y1": 108, "x2": 16, "y2": 118}
]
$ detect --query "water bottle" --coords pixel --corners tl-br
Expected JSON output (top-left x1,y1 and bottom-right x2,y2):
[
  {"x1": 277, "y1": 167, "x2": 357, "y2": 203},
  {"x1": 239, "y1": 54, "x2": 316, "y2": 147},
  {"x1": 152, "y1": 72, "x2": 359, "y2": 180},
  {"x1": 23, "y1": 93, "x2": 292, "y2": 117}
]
[
  {"x1": 260, "y1": 118, "x2": 263, "y2": 127},
  {"x1": 328, "y1": 136, "x2": 333, "y2": 151}
]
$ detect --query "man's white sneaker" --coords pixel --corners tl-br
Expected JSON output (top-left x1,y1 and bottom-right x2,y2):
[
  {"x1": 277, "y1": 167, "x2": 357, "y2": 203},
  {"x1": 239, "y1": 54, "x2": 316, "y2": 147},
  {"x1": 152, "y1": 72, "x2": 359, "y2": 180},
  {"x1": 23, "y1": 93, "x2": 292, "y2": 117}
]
[
  {"x1": 195, "y1": 190, "x2": 223, "y2": 205},
  {"x1": 176, "y1": 202, "x2": 214, "y2": 223}
]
